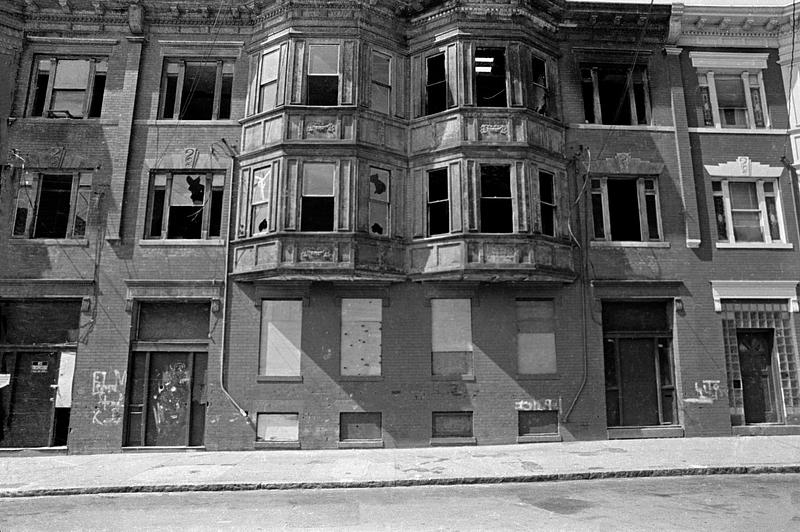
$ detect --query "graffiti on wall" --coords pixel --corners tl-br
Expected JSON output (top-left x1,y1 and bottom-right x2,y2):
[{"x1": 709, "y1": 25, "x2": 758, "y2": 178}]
[
  {"x1": 515, "y1": 398, "x2": 560, "y2": 411},
  {"x1": 684, "y1": 380, "x2": 725, "y2": 404},
  {"x1": 151, "y1": 362, "x2": 190, "y2": 440},
  {"x1": 92, "y1": 370, "x2": 127, "y2": 425}
]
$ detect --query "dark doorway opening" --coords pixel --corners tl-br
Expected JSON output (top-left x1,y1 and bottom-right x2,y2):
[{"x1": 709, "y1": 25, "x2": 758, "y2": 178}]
[{"x1": 737, "y1": 330, "x2": 780, "y2": 424}]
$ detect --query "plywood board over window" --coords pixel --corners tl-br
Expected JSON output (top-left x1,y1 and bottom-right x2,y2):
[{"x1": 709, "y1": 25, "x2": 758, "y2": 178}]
[
  {"x1": 260, "y1": 300, "x2": 302, "y2": 377},
  {"x1": 431, "y1": 299, "x2": 473, "y2": 377},
  {"x1": 340, "y1": 298, "x2": 382, "y2": 376},
  {"x1": 517, "y1": 300, "x2": 556, "y2": 375}
]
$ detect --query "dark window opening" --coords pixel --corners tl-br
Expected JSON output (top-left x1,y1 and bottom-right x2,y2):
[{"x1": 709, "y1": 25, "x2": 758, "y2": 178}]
[
  {"x1": 426, "y1": 53, "x2": 447, "y2": 115},
  {"x1": 208, "y1": 189, "x2": 224, "y2": 238},
  {"x1": 159, "y1": 60, "x2": 233, "y2": 120},
  {"x1": 29, "y1": 57, "x2": 107, "y2": 119},
  {"x1": 301, "y1": 197, "x2": 335, "y2": 231},
  {"x1": 475, "y1": 48, "x2": 507, "y2": 107},
  {"x1": 607, "y1": 179, "x2": 641, "y2": 241},
  {"x1": 308, "y1": 44, "x2": 339, "y2": 106},
  {"x1": 218, "y1": 65, "x2": 233, "y2": 119},
  {"x1": 479, "y1": 165, "x2": 512, "y2": 233},
  {"x1": 581, "y1": 65, "x2": 650, "y2": 125},
  {"x1": 427, "y1": 168, "x2": 449, "y2": 235},
  {"x1": 33, "y1": 175, "x2": 72, "y2": 238},
  {"x1": 30, "y1": 60, "x2": 50, "y2": 117},
  {"x1": 300, "y1": 163, "x2": 336, "y2": 232},
  {"x1": 432, "y1": 411, "x2": 473, "y2": 438},
  {"x1": 161, "y1": 65, "x2": 179, "y2": 119},
  {"x1": 539, "y1": 171, "x2": 556, "y2": 236},
  {"x1": 340, "y1": 412, "x2": 382, "y2": 441},
  {"x1": 181, "y1": 62, "x2": 216, "y2": 120},
  {"x1": 518, "y1": 410, "x2": 558, "y2": 436},
  {"x1": 147, "y1": 172, "x2": 224, "y2": 240}
]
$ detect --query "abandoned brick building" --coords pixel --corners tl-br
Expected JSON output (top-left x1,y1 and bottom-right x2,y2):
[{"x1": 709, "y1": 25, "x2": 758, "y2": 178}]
[{"x1": 0, "y1": 0, "x2": 799, "y2": 453}]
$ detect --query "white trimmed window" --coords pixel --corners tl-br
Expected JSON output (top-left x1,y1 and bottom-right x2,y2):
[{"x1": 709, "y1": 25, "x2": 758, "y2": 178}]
[
  {"x1": 12, "y1": 172, "x2": 92, "y2": 239},
  {"x1": 591, "y1": 177, "x2": 662, "y2": 242},
  {"x1": 28, "y1": 56, "x2": 107, "y2": 118},
  {"x1": 259, "y1": 300, "x2": 302, "y2": 377},
  {"x1": 690, "y1": 52, "x2": 770, "y2": 130},
  {"x1": 712, "y1": 179, "x2": 786, "y2": 244},
  {"x1": 237, "y1": 161, "x2": 279, "y2": 238}
]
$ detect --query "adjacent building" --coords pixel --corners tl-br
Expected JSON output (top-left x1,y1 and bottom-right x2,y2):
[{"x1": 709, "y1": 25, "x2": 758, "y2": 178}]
[{"x1": 0, "y1": 0, "x2": 798, "y2": 454}]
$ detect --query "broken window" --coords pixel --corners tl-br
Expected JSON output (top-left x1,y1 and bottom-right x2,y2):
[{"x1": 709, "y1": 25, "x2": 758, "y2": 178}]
[
  {"x1": 256, "y1": 413, "x2": 299, "y2": 442},
  {"x1": 517, "y1": 300, "x2": 556, "y2": 375},
  {"x1": 12, "y1": 172, "x2": 92, "y2": 239},
  {"x1": 340, "y1": 298, "x2": 382, "y2": 377},
  {"x1": 539, "y1": 170, "x2": 556, "y2": 237},
  {"x1": 591, "y1": 177, "x2": 661, "y2": 242},
  {"x1": 581, "y1": 65, "x2": 650, "y2": 125},
  {"x1": 300, "y1": 163, "x2": 336, "y2": 231},
  {"x1": 479, "y1": 165, "x2": 512, "y2": 233},
  {"x1": 530, "y1": 55, "x2": 551, "y2": 116},
  {"x1": 259, "y1": 300, "x2": 302, "y2": 377},
  {"x1": 518, "y1": 411, "x2": 558, "y2": 436},
  {"x1": 146, "y1": 172, "x2": 224, "y2": 240},
  {"x1": 28, "y1": 56, "x2": 107, "y2": 118},
  {"x1": 307, "y1": 44, "x2": 339, "y2": 106},
  {"x1": 431, "y1": 299, "x2": 473, "y2": 378},
  {"x1": 475, "y1": 48, "x2": 507, "y2": 107},
  {"x1": 432, "y1": 411, "x2": 473, "y2": 438},
  {"x1": 692, "y1": 52, "x2": 769, "y2": 129},
  {"x1": 602, "y1": 301, "x2": 675, "y2": 427},
  {"x1": 159, "y1": 59, "x2": 234, "y2": 120},
  {"x1": 371, "y1": 51, "x2": 391, "y2": 114},
  {"x1": 425, "y1": 53, "x2": 447, "y2": 115},
  {"x1": 339, "y1": 412, "x2": 382, "y2": 441},
  {"x1": 427, "y1": 168, "x2": 450, "y2": 236},
  {"x1": 368, "y1": 168, "x2": 390, "y2": 236},
  {"x1": 258, "y1": 49, "x2": 280, "y2": 113},
  {"x1": 712, "y1": 180, "x2": 785, "y2": 244},
  {"x1": 250, "y1": 167, "x2": 272, "y2": 235}
]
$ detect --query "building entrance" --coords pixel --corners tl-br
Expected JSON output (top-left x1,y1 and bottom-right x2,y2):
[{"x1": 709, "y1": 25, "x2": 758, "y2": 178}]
[{"x1": 737, "y1": 330, "x2": 779, "y2": 424}]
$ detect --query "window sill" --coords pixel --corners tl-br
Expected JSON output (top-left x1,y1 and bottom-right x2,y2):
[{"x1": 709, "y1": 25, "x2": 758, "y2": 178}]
[
  {"x1": 256, "y1": 376, "x2": 303, "y2": 383},
  {"x1": 122, "y1": 446, "x2": 206, "y2": 452},
  {"x1": 687, "y1": 127, "x2": 787, "y2": 135},
  {"x1": 515, "y1": 373, "x2": 560, "y2": 381},
  {"x1": 138, "y1": 239, "x2": 225, "y2": 247},
  {"x1": 254, "y1": 440, "x2": 300, "y2": 450},
  {"x1": 338, "y1": 440, "x2": 384, "y2": 449},
  {"x1": 430, "y1": 437, "x2": 477, "y2": 446},
  {"x1": 590, "y1": 241, "x2": 670, "y2": 248},
  {"x1": 9, "y1": 238, "x2": 89, "y2": 247},
  {"x1": 432, "y1": 375, "x2": 476, "y2": 382},
  {"x1": 607, "y1": 425, "x2": 684, "y2": 439},
  {"x1": 140, "y1": 119, "x2": 241, "y2": 126},
  {"x1": 339, "y1": 376, "x2": 384, "y2": 382},
  {"x1": 716, "y1": 242, "x2": 793, "y2": 250},
  {"x1": 569, "y1": 123, "x2": 675, "y2": 133},
  {"x1": 518, "y1": 434, "x2": 561, "y2": 443},
  {"x1": 16, "y1": 117, "x2": 119, "y2": 126}
]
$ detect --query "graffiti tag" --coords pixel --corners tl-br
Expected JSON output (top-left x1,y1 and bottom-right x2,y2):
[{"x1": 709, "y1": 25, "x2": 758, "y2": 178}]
[
  {"x1": 684, "y1": 380, "x2": 724, "y2": 404},
  {"x1": 515, "y1": 398, "x2": 560, "y2": 411},
  {"x1": 92, "y1": 370, "x2": 127, "y2": 425}
]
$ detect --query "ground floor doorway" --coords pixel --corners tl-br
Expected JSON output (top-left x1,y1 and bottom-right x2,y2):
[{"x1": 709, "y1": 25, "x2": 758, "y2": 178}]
[{"x1": 736, "y1": 330, "x2": 780, "y2": 424}]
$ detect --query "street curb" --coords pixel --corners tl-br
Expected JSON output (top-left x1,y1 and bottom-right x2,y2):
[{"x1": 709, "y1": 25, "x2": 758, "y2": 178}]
[{"x1": 2, "y1": 464, "x2": 799, "y2": 498}]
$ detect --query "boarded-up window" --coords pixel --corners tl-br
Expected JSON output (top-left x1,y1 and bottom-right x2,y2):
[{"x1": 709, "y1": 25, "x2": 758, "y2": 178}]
[
  {"x1": 518, "y1": 411, "x2": 558, "y2": 436},
  {"x1": 137, "y1": 302, "x2": 210, "y2": 341},
  {"x1": 260, "y1": 300, "x2": 302, "y2": 376},
  {"x1": 339, "y1": 412, "x2": 382, "y2": 441},
  {"x1": 340, "y1": 298, "x2": 382, "y2": 376},
  {"x1": 431, "y1": 299, "x2": 473, "y2": 377},
  {"x1": 432, "y1": 411, "x2": 473, "y2": 438},
  {"x1": 517, "y1": 300, "x2": 556, "y2": 374},
  {"x1": 256, "y1": 413, "x2": 299, "y2": 441}
]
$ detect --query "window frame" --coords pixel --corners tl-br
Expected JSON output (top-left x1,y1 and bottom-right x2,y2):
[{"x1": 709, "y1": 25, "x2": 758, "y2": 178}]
[
  {"x1": 430, "y1": 298, "x2": 474, "y2": 380},
  {"x1": 299, "y1": 161, "x2": 338, "y2": 232},
  {"x1": 530, "y1": 53, "x2": 551, "y2": 116},
  {"x1": 144, "y1": 170, "x2": 225, "y2": 240},
  {"x1": 306, "y1": 43, "x2": 341, "y2": 107},
  {"x1": 474, "y1": 46, "x2": 508, "y2": 108},
  {"x1": 370, "y1": 49, "x2": 392, "y2": 115},
  {"x1": 424, "y1": 50, "x2": 451, "y2": 116},
  {"x1": 590, "y1": 176, "x2": 663, "y2": 243},
  {"x1": 712, "y1": 178, "x2": 786, "y2": 246},
  {"x1": 27, "y1": 55, "x2": 107, "y2": 119},
  {"x1": 427, "y1": 167, "x2": 450, "y2": 236},
  {"x1": 12, "y1": 172, "x2": 92, "y2": 239},
  {"x1": 367, "y1": 167, "x2": 391, "y2": 238},
  {"x1": 259, "y1": 299, "x2": 303, "y2": 378},
  {"x1": 580, "y1": 64, "x2": 651, "y2": 126},
  {"x1": 478, "y1": 163, "x2": 513, "y2": 233},
  {"x1": 237, "y1": 161, "x2": 280, "y2": 239},
  {"x1": 538, "y1": 170, "x2": 556, "y2": 237},
  {"x1": 158, "y1": 58, "x2": 234, "y2": 120}
]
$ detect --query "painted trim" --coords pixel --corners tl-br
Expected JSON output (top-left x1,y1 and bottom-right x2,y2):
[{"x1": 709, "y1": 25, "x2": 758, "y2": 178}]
[
  {"x1": 590, "y1": 241, "x2": 670, "y2": 248},
  {"x1": 704, "y1": 156, "x2": 784, "y2": 178},
  {"x1": 688, "y1": 127, "x2": 788, "y2": 135},
  {"x1": 689, "y1": 51, "x2": 769, "y2": 70},
  {"x1": 710, "y1": 280, "x2": 799, "y2": 312},
  {"x1": 715, "y1": 242, "x2": 793, "y2": 250}
]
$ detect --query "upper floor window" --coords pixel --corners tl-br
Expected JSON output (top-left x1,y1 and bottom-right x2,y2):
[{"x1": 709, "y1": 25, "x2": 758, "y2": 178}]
[
  {"x1": 301, "y1": 162, "x2": 336, "y2": 231},
  {"x1": 691, "y1": 52, "x2": 770, "y2": 130},
  {"x1": 531, "y1": 56, "x2": 551, "y2": 116},
  {"x1": 581, "y1": 65, "x2": 650, "y2": 125},
  {"x1": 427, "y1": 168, "x2": 450, "y2": 236},
  {"x1": 28, "y1": 56, "x2": 107, "y2": 118},
  {"x1": 13, "y1": 172, "x2": 91, "y2": 239},
  {"x1": 159, "y1": 59, "x2": 233, "y2": 120},
  {"x1": 307, "y1": 44, "x2": 339, "y2": 106},
  {"x1": 479, "y1": 165, "x2": 512, "y2": 233},
  {"x1": 145, "y1": 171, "x2": 224, "y2": 239},
  {"x1": 368, "y1": 167, "x2": 390, "y2": 236},
  {"x1": 370, "y1": 51, "x2": 391, "y2": 114},
  {"x1": 712, "y1": 179, "x2": 785, "y2": 244},
  {"x1": 591, "y1": 177, "x2": 661, "y2": 242},
  {"x1": 257, "y1": 49, "x2": 280, "y2": 113},
  {"x1": 539, "y1": 170, "x2": 556, "y2": 237},
  {"x1": 424, "y1": 50, "x2": 456, "y2": 115},
  {"x1": 475, "y1": 48, "x2": 507, "y2": 107}
]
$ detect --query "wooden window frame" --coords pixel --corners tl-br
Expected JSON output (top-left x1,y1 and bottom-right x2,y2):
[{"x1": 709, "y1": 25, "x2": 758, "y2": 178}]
[
  {"x1": 12, "y1": 172, "x2": 92, "y2": 239},
  {"x1": 306, "y1": 43, "x2": 341, "y2": 107},
  {"x1": 145, "y1": 171, "x2": 225, "y2": 240},
  {"x1": 712, "y1": 178, "x2": 786, "y2": 245},
  {"x1": 580, "y1": 64, "x2": 651, "y2": 126},
  {"x1": 158, "y1": 59, "x2": 234, "y2": 120},
  {"x1": 370, "y1": 50, "x2": 392, "y2": 115},
  {"x1": 367, "y1": 167, "x2": 391, "y2": 238},
  {"x1": 27, "y1": 55, "x2": 107, "y2": 119},
  {"x1": 698, "y1": 70, "x2": 769, "y2": 129},
  {"x1": 590, "y1": 176, "x2": 663, "y2": 242},
  {"x1": 427, "y1": 167, "x2": 450, "y2": 236}
]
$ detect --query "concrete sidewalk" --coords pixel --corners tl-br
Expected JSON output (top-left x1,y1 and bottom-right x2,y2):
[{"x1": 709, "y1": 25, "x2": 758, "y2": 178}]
[{"x1": 1, "y1": 435, "x2": 799, "y2": 498}]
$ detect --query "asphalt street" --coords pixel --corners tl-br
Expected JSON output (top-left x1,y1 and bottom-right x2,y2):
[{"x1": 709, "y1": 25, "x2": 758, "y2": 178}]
[{"x1": 0, "y1": 473, "x2": 798, "y2": 531}]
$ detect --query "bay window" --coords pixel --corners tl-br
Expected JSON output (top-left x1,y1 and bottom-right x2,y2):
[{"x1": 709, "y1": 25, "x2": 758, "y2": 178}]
[{"x1": 301, "y1": 163, "x2": 336, "y2": 231}]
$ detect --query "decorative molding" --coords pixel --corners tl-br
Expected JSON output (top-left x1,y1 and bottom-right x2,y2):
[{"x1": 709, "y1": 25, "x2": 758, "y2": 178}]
[
  {"x1": 591, "y1": 153, "x2": 664, "y2": 175},
  {"x1": 704, "y1": 156, "x2": 784, "y2": 178},
  {"x1": 689, "y1": 51, "x2": 768, "y2": 71},
  {"x1": 26, "y1": 36, "x2": 119, "y2": 45},
  {"x1": 0, "y1": 279, "x2": 94, "y2": 298},
  {"x1": 123, "y1": 279, "x2": 223, "y2": 312},
  {"x1": 710, "y1": 280, "x2": 799, "y2": 312}
]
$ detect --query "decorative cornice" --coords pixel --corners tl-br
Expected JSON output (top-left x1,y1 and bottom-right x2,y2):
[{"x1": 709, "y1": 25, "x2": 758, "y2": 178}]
[
  {"x1": 704, "y1": 157, "x2": 784, "y2": 179},
  {"x1": 711, "y1": 280, "x2": 799, "y2": 313}
]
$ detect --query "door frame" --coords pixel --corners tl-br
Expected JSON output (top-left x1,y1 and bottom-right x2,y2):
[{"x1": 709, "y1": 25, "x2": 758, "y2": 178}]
[{"x1": 736, "y1": 328, "x2": 785, "y2": 425}]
